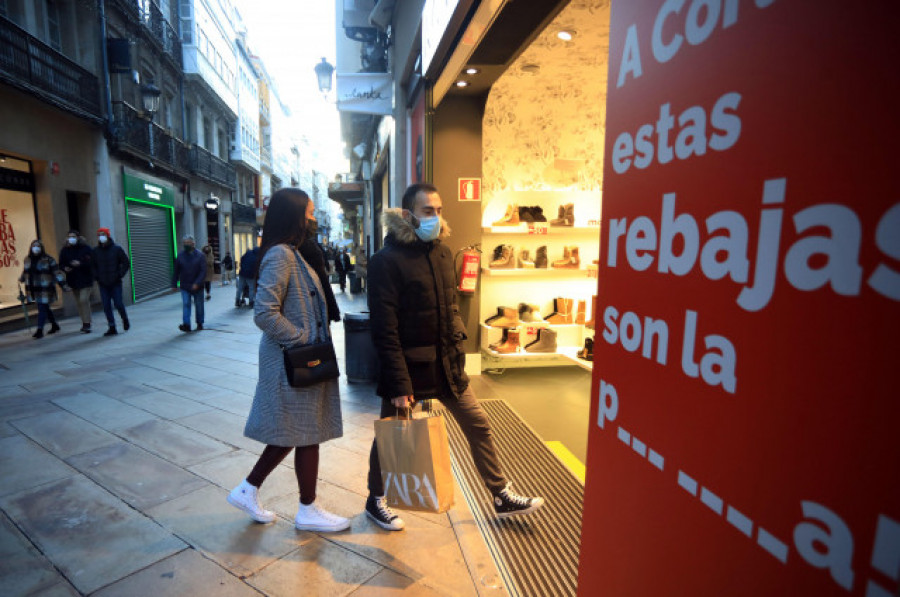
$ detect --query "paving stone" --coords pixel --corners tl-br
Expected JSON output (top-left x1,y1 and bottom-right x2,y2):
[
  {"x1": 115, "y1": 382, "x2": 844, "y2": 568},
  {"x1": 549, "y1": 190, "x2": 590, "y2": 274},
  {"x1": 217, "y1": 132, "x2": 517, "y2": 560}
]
[
  {"x1": 0, "y1": 392, "x2": 62, "y2": 425},
  {"x1": 92, "y1": 548, "x2": 259, "y2": 597},
  {"x1": 246, "y1": 535, "x2": 382, "y2": 597},
  {"x1": 11, "y1": 410, "x2": 120, "y2": 458},
  {"x1": 52, "y1": 392, "x2": 157, "y2": 431},
  {"x1": 121, "y1": 390, "x2": 214, "y2": 420},
  {"x1": 0, "y1": 513, "x2": 77, "y2": 596},
  {"x1": 85, "y1": 380, "x2": 159, "y2": 399},
  {"x1": 188, "y1": 449, "x2": 298, "y2": 502},
  {"x1": 117, "y1": 419, "x2": 234, "y2": 467},
  {"x1": 0, "y1": 476, "x2": 186, "y2": 594},
  {"x1": 0, "y1": 435, "x2": 76, "y2": 497},
  {"x1": 146, "y1": 485, "x2": 303, "y2": 578},
  {"x1": 317, "y1": 443, "x2": 372, "y2": 496},
  {"x1": 350, "y1": 568, "x2": 447, "y2": 596},
  {"x1": 67, "y1": 442, "x2": 209, "y2": 510},
  {"x1": 188, "y1": 391, "x2": 254, "y2": 418},
  {"x1": 175, "y1": 409, "x2": 261, "y2": 454}
]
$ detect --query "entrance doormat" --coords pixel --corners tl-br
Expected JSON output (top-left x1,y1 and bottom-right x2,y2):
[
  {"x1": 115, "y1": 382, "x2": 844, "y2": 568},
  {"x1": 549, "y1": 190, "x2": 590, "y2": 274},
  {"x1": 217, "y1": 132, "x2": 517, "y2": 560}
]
[{"x1": 434, "y1": 399, "x2": 583, "y2": 597}]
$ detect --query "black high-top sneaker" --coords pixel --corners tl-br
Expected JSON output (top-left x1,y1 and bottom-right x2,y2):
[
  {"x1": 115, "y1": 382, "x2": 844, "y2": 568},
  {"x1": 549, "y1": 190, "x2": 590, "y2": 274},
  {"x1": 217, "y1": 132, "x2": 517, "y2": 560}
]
[
  {"x1": 493, "y1": 483, "x2": 545, "y2": 518},
  {"x1": 366, "y1": 495, "x2": 405, "y2": 531}
]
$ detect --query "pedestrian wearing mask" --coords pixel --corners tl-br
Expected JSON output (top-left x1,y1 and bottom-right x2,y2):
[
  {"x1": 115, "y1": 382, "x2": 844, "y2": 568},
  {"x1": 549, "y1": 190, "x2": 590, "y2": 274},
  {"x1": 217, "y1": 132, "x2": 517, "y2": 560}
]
[
  {"x1": 221, "y1": 252, "x2": 234, "y2": 285},
  {"x1": 59, "y1": 230, "x2": 94, "y2": 333},
  {"x1": 202, "y1": 244, "x2": 215, "y2": 300},
  {"x1": 19, "y1": 240, "x2": 66, "y2": 339},
  {"x1": 92, "y1": 227, "x2": 131, "y2": 336},
  {"x1": 228, "y1": 188, "x2": 348, "y2": 533},
  {"x1": 173, "y1": 235, "x2": 206, "y2": 332}
]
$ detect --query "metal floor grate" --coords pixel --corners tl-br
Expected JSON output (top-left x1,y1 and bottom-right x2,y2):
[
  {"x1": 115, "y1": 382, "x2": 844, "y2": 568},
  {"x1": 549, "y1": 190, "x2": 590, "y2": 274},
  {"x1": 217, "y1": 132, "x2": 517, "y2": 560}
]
[{"x1": 435, "y1": 399, "x2": 584, "y2": 597}]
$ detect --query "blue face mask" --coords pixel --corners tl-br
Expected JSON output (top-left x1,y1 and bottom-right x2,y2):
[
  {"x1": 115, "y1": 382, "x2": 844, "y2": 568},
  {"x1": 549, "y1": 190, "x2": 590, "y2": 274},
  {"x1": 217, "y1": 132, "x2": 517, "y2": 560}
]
[{"x1": 414, "y1": 215, "x2": 441, "y2": 242}]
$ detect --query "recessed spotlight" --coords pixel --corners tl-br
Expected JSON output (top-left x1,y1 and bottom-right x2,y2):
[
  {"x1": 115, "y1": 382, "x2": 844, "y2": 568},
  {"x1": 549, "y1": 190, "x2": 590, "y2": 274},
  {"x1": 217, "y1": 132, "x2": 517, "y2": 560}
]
[
  {"x1": 557, "y1": 30, "x2": 576, "y2": 41},
  {"x1": 521, "y1": 64, "x2": 541, "y2": 75},
  {"x1": 455, "y1": 80, "x2": 469, "y2": 87},
  {"x1": 465, "y1": 68, "x2": 480, "y2": 75}
]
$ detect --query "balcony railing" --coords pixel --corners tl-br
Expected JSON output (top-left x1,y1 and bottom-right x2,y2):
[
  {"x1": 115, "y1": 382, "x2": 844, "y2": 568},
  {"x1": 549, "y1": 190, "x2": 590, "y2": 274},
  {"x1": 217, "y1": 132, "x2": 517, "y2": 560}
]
[
  {"x1": 109, "y1": 0, "x2": 181, "y2": 68},
  {"x1": 0, "y1": 15, "x2": 101, "y2": 119},
  {"x1": 190, "y1": 145, "x2": 237, "y2": 189},
  {"x1": 111, "y1": 101, "x2": 188, "y2": 170},
  {"x1": 260, "y1": 147, "x2": 273, "y2": 170}
]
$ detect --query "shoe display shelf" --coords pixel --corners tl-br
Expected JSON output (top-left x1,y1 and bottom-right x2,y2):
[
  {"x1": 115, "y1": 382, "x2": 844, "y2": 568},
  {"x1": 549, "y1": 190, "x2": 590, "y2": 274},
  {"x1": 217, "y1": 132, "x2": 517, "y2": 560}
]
[
  {"x1": 480, "y1": 323, "x2": 594, "y2": 371},
  {"x1": 479, "y1": 191, "x2": 600, "y2": 371}
]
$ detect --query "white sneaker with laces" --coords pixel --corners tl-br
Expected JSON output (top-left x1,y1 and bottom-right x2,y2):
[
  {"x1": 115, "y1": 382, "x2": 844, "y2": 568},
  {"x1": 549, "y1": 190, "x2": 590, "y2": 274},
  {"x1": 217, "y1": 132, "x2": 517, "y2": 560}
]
[
  {"x1": 227, "y1": 480, "x2": 275, "y2": 523},
  {"x1": 295, "y1": 502, "x2": 350, "y2": 532}
]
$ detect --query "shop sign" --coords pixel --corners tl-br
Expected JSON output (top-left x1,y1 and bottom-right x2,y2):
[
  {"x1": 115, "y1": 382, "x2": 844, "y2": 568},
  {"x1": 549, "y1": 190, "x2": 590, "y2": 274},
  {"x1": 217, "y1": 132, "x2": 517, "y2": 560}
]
[
  {"x1": 336, "y1": 73, "x2": 392, "y2": 116},
  {"x1": 579, "y1": 2, "x2": 899, "y2": 596},
  {"x1": 458, "y1": 177, "x2": 480, "y2": 201},
  {"x1": 123, "y1": 173, "x2": 174, "y2": 207}
]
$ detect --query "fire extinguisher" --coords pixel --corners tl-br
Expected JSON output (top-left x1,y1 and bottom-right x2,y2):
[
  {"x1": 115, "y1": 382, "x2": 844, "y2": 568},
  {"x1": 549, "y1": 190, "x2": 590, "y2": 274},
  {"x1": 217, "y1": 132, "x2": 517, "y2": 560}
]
[{"x1": 456, "y1": 245, "x2": 481, "y2": 294}]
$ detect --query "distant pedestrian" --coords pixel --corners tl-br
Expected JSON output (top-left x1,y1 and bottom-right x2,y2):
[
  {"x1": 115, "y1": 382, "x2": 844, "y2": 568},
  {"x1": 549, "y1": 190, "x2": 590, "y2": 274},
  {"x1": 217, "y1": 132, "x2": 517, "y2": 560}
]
[
  {"x1": 221, "y1": 252, "x2": 234, "y2": 285},
  {"x1": 19, "y1": 240, "x2": 65, "y2": 339},
  {"x1": 202, "y1": 244, "x2": 215, "y2": 300},
  {"x1": 92, "y1": 227, "x2": 130, "y2": 336},
  {"x1": 335, "y1": 248, "x2": 351, "y2": 292},
  {"x1": 173, "y1": 235, "x2": 206, "y2": 332},
  {"x1": 227, "y1": 188, "x2": 348, "y2": 532},
  {"x1": 58, "y1": 230, "x2": 94, "y2": 333},
  {"x1": 235, "y1": 246, "x2": 259, "y2": 307}
]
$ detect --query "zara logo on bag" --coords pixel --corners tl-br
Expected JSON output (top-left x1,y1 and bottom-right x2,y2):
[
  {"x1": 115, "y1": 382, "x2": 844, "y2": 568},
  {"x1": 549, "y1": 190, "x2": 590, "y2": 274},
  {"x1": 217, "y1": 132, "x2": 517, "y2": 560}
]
[{"x1": 384, "y1": 472, "x2": 438, "y2": 509}]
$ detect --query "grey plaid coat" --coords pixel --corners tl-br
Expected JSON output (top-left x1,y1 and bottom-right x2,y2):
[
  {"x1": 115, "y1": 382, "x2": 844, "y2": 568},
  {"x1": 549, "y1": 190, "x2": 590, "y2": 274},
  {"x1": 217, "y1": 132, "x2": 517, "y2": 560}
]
[{"x1": 244, "y1": 244, "x2": 342, "y2": 447}]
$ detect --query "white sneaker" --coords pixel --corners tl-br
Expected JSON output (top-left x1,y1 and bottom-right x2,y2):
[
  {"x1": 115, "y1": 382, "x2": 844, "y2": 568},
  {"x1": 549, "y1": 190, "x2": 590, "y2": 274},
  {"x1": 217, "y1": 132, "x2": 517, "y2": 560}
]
[
  {"x1": 295, "y1": 502, "x2": 351, "y2": 532},
  {"x1": 227, "y1": 480, "x2": 275, "y2": 523}
]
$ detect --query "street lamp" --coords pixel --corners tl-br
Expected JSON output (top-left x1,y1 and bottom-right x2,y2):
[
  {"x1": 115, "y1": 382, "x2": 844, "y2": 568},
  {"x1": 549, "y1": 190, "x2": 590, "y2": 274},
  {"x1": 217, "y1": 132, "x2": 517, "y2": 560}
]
[
  {"x1": 140, "y1": 82, "x2": 161, "y2": 158},
  {"x1": 314, "y1": 57, "x2": 335, "y2": 95}
]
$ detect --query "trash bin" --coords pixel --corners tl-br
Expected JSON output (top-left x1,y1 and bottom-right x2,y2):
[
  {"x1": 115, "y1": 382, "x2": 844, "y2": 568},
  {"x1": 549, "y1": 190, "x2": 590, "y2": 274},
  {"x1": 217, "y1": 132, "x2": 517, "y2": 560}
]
[
  {"x1": 344, "y1": 312, "x2": 379, "y2": 383},
  {"x1": 348, "y1": 271, "x2": 362, "y2": 293}
]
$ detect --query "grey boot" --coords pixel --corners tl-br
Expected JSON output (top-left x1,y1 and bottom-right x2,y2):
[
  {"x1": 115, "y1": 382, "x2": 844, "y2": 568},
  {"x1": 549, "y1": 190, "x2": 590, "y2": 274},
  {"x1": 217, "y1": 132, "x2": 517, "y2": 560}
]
[{"x1": 525, "y1": 328, "x2": 558, "y2": 353}]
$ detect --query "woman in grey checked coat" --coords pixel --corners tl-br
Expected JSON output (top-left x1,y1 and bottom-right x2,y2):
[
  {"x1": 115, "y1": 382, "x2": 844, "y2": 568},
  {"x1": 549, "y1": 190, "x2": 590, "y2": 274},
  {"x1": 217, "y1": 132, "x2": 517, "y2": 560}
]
[{"x1": 227, "y1": 188, "x2": 349, "y2": 533}]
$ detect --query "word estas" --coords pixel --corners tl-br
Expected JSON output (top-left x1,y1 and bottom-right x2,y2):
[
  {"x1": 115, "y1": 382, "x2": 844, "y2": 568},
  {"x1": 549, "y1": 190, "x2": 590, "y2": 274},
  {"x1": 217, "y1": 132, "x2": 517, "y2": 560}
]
[
  {"x1": 616, "y1": 0, "x2": 777, "y2": 89},
  {"x1": 602, "y1": 306, "x2": 736, "y2": 393},
  {"x1": 611, "y1": 91, "x2": 741, "y2": 174},
  {"x1": 605, "y1": 178, "x2": 900, "y2": 311},
  {"x1": 0, "y1": 209, "x2": 18, "y2": 268}
]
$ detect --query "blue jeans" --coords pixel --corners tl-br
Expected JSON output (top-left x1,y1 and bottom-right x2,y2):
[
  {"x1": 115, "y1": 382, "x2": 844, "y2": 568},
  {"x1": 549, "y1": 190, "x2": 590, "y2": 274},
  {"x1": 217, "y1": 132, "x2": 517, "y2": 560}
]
[
  {"x1": 37, "y1": 303, "x2": 57, "y2": 329},
  {"x1": 236, "y1": 275, "x2": 256, "y2": 303},
  {"x1": 99, "y1": 283, "x2": 128, "y2": 327},
  {"x1": 181, "y1": 288, "x2": 204, "y2": 325}
]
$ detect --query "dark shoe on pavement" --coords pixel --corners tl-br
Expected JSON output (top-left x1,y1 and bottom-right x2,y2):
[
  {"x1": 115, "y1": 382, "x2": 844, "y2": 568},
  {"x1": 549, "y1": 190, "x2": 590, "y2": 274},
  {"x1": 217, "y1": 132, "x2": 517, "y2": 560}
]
[
  {"x1": 493, "y1": 483, "x2": 545, "y2": 518},
  {"x1": 235, "y1": 300, "x2": 242, "y2": 307},
  {"x1": 205, "y1": 294, "x2": 211, "y2": 301},
  {"x1": 103, "y1": 327, "x2": 118, "y2": 336},
  {"x1": 123, "y1": 319, "x2": 130, "y2": 331},
  {"x1": 248, "y1": 301, "x2": 254, "y2": 308},
  {"x1": 81, "y1": 323, "x2": 91, "y2": 333},
  {"x1": 365, "y1": 495, "x2": 405, "y2": 531},
  {"x1": 32, "y1": 329, "x2": 44, "y2": 339},
  {"x1": 48, "y1": 323, "x2": 60, "y2": 334},
  {"x1": 178, "y1": 323, "x2": 191, "y2": 332},
  {"x1": 195, "y1": 323, "x2": 203, "y2": 331}
]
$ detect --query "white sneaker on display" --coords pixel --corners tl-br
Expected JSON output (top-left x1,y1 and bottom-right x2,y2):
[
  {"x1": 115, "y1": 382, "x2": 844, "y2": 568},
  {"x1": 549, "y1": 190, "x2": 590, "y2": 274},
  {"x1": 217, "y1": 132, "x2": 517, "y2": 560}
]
[
  {"x1": 227, "y1": 480, "x2": 276, "y2": 523},
  {"x1": 295, "y1": 502, "x2": 351, "y2": 532}
]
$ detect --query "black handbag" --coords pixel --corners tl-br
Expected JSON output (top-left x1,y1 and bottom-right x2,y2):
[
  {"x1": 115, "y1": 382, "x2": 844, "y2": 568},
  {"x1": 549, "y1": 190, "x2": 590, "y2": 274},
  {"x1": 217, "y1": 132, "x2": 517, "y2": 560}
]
[{"x1": 282, "y1": 341, "x2": 339, "y2": 387}]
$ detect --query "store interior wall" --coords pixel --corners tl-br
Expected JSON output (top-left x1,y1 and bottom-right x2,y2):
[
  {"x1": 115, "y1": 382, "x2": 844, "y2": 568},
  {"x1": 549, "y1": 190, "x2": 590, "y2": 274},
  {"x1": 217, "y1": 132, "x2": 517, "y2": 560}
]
[{"x1": 432, "y1": 93, "x2": 486, "y2": 355}]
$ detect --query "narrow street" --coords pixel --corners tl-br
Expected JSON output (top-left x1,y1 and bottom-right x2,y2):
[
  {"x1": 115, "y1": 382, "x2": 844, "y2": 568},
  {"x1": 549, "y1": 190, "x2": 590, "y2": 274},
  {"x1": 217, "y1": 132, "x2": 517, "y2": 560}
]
[{"x1": 0, "y1": 287, "x2": 497, "y2": 596}]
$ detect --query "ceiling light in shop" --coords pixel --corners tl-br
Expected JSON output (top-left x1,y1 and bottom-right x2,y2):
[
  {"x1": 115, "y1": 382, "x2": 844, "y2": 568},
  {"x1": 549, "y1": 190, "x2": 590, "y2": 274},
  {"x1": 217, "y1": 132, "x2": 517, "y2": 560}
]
[
  {"x1": 465, "y1": 68, "x2": 480, "y2": 75},
  {"x1": 557, "y1": 30, "x2": 576, "y2": 41},
  {"x1": 521, "y1": 64, "x2": 541, "y2": 75},
  {"x1": 456, "y1": 80, "x2": 470, "y2": 87}
]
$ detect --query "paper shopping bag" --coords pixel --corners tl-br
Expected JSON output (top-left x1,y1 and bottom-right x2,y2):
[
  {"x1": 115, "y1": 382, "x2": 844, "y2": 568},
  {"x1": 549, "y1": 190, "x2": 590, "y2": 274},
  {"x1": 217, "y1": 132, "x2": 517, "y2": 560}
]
[{"x1": 374, "y1": 414, "x2": 454, "y2": 513}]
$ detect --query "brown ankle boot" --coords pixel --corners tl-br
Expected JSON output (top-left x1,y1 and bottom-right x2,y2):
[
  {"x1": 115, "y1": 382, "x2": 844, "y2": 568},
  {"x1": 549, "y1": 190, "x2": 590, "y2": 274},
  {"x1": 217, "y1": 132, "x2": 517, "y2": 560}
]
[
  {"x1": 584, "y1": 295, "x2": 598, "y2": 329},
  {"x1": 545, "y1": 298, "x2": 573, "y2": 324},
  {"x1": 493, "y1": 204, "x2": 520, "y2": 226},
  {"x1": 489, "y1": 306, "x2": 520, "y2": 328},
  {"x1": 575, "y1": 299, "x2": 587, "y2": 325},
  {"x1": 552, "y1": 246, "x2": 580, "y2": 268},
  {"x1": 490, "y1": 245, "x2": 515, "y2": 268},
  {"x1": 496, "y1": 329, "x2": 520, "y2": 353},
  {"x1": 489, "y1": 328, "x2": 509, "y2": 351},
  {"x1": 551, "y1": 246, "x2": 570, "y2": 268}
]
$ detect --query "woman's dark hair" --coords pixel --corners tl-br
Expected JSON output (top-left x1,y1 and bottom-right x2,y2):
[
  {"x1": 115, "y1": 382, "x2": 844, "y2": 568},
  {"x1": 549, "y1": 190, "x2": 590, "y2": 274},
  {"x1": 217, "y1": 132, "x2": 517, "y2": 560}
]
[{"x1": 258, "y1": 188, "x2": 310, "y2": 275}]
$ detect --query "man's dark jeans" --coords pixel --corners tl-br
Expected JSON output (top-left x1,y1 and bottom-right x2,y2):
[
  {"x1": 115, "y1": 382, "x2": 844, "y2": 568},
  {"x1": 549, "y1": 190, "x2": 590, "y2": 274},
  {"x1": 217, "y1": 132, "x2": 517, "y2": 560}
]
[
  {"x1": 367, "y1": 385, "x2": 506, "y2": 496},
  {"x1": 98, "y1": 283, "x2": 128, "y2": 327}
]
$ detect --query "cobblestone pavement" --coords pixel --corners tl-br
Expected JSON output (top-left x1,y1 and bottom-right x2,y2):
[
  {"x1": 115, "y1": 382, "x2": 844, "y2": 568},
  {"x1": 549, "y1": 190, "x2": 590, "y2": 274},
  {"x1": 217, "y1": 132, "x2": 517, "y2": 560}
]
[{"x1": 0, "y1": 285, "x2": 500, "y2": 596}]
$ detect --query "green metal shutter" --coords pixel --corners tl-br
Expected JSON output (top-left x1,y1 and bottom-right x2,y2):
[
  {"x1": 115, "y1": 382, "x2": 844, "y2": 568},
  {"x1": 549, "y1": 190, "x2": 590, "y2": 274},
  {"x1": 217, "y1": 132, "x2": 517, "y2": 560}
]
[{"x1": 127, "y1": 202, "x2": 173, "y2": 300}]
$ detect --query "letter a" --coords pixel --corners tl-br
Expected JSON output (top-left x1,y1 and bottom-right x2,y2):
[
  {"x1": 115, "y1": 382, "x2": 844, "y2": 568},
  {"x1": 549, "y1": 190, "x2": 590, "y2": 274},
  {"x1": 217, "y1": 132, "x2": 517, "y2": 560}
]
[{"x1": 617, "y1": 25, "x2": 643, "y2": 88}]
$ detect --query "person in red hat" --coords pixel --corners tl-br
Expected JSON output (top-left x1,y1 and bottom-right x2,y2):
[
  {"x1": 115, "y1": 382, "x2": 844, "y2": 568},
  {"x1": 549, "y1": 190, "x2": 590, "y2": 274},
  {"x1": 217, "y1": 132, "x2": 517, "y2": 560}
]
[{"x1": 91, "y1": 227, "x2": 131, "y2": 336}]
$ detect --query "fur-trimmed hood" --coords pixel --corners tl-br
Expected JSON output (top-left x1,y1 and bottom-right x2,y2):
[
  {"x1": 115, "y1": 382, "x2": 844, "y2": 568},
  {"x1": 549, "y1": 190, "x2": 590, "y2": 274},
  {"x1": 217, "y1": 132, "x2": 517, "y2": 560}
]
[{"x1": 381, "y1": 207, "x2": 452, "y2": 245}]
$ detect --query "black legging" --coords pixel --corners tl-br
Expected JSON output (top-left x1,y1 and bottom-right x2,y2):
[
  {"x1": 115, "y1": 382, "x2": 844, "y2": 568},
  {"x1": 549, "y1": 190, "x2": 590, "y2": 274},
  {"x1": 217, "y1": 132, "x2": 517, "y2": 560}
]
[{"x1": 247, "y1": 444, "x2": 319, "y2": 505}]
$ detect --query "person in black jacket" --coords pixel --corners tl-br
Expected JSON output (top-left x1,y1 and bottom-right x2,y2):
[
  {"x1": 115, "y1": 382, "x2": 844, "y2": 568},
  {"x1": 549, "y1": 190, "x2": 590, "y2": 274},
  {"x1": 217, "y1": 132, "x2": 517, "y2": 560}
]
[
  {"x1": 59, "y1": 230, "x2": 94, "y2": 333},
  {"x1": 91, "y1": 227, "x2": 130, "y2": 336},
  {"x1": 334, "y1": 248, "x2": 351, "y2": 292},
  {"x1": 363, "y1": 183, "x2": 545, "y2": 531},
  {"x1": 173, "y1": 234, "x2": 207, "y2": 332},
  {"x1": 236, "y1": 246, "x2": 259, "y2": 307}
]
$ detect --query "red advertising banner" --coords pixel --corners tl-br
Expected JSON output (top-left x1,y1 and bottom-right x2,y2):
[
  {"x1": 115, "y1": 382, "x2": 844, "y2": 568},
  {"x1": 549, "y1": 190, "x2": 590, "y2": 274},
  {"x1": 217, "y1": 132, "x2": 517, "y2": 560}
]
[{"x1": 579, "y1": 2, "x2": 899, "y2": 596}]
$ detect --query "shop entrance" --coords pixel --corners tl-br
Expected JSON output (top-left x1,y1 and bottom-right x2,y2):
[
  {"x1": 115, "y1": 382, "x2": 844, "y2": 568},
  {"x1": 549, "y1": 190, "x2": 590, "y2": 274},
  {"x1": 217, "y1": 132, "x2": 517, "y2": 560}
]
[
  {"x1": 126, "y1": 201, "x2": 175, "y2": 300},
  {"x1": 0, "y1": 155, "x2": 37, "y2": 311}
]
